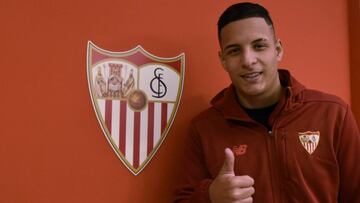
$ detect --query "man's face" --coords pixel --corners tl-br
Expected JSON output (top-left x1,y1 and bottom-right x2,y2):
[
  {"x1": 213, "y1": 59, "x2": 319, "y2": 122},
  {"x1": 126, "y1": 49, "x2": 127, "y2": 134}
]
[{"x1": 219, "y1": 17, "x2": 283, "y2": 102}]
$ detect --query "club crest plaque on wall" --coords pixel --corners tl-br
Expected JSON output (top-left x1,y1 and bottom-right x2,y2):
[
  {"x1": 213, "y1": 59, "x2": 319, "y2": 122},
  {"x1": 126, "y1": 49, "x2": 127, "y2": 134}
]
[{"x1": 87, "y1": 41, "x2": 185, "y2": 175}]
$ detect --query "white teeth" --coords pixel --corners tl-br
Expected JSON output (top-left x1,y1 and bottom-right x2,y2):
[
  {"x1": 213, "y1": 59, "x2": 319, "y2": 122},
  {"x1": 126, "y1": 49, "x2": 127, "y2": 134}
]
[{"x1": 243, "y1": 72, "x2": 260, "y2": 78}]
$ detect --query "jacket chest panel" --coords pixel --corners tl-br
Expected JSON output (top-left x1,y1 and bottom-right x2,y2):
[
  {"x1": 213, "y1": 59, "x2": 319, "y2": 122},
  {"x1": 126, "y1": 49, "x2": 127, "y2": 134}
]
[{"x1": 274, "y1": 116, "x2": 339, "y2": 202}]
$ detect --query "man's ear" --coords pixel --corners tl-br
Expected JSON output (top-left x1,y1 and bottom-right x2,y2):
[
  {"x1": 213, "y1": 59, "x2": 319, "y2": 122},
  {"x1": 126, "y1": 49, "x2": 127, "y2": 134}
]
[{"x1": 276, "y1": 39, "x2": 283, "y2": 61}]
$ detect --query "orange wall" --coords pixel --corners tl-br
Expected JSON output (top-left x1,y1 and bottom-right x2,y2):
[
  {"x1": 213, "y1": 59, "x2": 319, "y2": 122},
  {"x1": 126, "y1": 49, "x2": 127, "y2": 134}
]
[{"x1": 0, "y1": 0, "x2": 351, "y2": 202}]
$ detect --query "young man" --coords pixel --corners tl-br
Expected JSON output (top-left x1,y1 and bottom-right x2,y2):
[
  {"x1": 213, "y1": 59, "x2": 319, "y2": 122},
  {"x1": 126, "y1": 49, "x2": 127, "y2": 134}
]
[{"x1": 174, "y1": 2, "x2": 360, "y2": 203}]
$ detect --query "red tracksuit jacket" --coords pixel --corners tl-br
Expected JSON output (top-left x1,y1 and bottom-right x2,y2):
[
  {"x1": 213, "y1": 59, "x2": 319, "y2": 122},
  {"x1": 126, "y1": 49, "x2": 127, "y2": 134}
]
[{"x1": 174, "y1": 70, "x2": 360, "y2": 203}]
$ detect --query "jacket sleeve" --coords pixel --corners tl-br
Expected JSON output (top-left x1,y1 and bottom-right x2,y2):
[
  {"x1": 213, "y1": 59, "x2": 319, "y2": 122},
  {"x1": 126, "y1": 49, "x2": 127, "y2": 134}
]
[
  {"x1": 173, "y1": 123, "x2": 213, "y2": 203},
  {"x1": 337, "y1": 105, "x2": 360, "y2": 202}
]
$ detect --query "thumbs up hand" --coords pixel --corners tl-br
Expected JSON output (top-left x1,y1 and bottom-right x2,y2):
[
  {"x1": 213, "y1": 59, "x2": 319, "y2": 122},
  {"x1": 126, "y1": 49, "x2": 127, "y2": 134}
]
[{"x1": 209, "y1": 148, "x2": 255, "y2": 203}]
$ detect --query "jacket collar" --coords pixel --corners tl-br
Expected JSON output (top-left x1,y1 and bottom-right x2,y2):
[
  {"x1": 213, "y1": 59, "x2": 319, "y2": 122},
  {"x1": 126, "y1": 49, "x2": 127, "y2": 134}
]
[{"x1": 211, "y1": 69, "x2": 305, "y2": 121}]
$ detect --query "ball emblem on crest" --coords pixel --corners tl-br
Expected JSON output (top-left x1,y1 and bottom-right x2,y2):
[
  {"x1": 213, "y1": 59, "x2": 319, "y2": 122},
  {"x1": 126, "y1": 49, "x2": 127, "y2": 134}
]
[{"x1": 128, "y1": 90, "x2": 147, "y2": 111}]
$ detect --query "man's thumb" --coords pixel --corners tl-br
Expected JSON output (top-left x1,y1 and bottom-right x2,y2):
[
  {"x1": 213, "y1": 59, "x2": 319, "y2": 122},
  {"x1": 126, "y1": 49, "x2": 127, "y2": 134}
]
[{"x1": 219, "y1": 148, "x2": 235, "y2": 175}]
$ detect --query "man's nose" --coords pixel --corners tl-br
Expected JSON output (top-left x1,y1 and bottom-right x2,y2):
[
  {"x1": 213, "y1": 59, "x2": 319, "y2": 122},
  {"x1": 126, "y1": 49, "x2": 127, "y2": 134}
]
[{"x1": 242, "y1": 49, "x2": 257, "y2": 68}]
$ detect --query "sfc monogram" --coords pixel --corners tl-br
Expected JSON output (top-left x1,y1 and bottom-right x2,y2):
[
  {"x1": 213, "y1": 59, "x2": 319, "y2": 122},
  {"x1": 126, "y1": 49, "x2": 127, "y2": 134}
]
[{"x1": 87, "y1": 41, "x2": 185, "y2": 175}]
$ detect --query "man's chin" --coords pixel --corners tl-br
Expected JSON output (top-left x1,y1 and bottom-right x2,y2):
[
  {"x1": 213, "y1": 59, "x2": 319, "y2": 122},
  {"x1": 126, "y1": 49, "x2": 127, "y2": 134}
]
[{"x1": 237, "y1": 88, "x2": 265, "y2": 97}]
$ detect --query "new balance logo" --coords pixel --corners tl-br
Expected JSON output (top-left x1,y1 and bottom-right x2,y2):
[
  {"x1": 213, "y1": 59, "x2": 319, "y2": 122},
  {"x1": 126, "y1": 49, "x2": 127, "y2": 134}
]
[{"x1": 232, "y1": 144, "x2": 247, "y2": 156}]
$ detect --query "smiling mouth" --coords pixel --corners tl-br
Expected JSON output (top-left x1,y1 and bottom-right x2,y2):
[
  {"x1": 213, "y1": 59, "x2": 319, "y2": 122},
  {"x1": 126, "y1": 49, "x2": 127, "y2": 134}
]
[{"x1": 241, "y1": 72, "x2": 263, "y2": 82}]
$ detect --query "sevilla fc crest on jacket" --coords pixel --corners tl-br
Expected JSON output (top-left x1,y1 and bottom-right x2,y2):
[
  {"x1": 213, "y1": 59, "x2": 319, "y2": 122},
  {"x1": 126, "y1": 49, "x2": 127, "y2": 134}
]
[
  {"x1": 298, "y1": 131, "x2": 320, "y2": 155},
  {"x1": 87, "y1": 41, "x2": 185, "y2": 175}
]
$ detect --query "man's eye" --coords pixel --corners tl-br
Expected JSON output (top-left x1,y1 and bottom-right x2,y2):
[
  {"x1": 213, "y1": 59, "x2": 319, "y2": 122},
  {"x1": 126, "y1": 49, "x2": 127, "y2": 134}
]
[
  {"x1": 227, "y1": 48, "x2": 240, "y2": 55},
  {"x1": 254, "y1": 44, "x2": 267, "y2": 50}
]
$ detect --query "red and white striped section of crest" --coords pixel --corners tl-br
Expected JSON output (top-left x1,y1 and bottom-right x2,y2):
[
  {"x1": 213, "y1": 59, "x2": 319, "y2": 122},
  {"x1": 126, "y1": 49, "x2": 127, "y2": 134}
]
[
  {"x1": 97, "y1": 99, "x2": 174, "y2": 169},
  {"x1": 303, "y1": 141, "x2": 318, "y2": 155}
]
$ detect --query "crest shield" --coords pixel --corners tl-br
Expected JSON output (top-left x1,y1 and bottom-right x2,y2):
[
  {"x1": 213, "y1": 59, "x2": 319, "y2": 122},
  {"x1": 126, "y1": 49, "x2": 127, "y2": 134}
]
[
  {"x1": 298, "y1": 131, "x2": 320, "y2": 155},
  {"x1": 87, "y1": 41, "x2": 185, "y2": 175}
]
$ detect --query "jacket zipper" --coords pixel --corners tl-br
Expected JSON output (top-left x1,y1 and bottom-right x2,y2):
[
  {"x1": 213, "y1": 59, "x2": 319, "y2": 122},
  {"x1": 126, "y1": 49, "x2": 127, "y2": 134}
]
[{"x1": 267, "y1": 120, "x2": 284, "y2": 203}]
